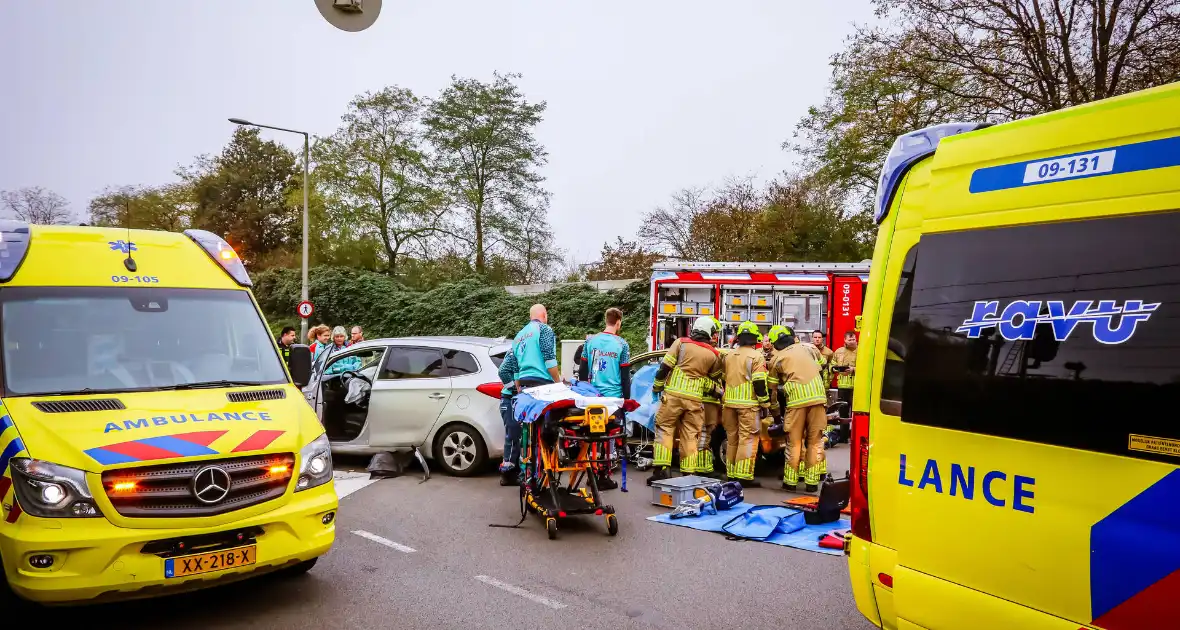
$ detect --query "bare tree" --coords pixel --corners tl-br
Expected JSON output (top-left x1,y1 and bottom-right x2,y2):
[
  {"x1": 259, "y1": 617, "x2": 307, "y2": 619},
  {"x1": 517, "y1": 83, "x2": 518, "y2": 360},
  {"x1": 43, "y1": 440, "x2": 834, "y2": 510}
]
[
  {"x1": 639, "y1": 177, "x2": 764, "y2": 261},
  {"x1": 874, "y1": 0, "x2": 1180, "y2": 118},
  {"x1": 0, "y1": 186, "x2": 73, "y2": 224},
  {"x1": 638, "y1": 186, "x2": 711, "y2": 260}
]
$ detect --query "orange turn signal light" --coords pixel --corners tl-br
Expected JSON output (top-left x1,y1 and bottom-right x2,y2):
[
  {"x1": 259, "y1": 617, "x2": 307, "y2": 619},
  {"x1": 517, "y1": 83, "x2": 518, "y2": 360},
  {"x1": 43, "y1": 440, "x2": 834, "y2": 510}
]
[
  {"x1": 113, "y1": 481, "x2": 137, "y2": 492},
  {"x1": 269, "y1": 465, "x2": 289, "y2": 475}
]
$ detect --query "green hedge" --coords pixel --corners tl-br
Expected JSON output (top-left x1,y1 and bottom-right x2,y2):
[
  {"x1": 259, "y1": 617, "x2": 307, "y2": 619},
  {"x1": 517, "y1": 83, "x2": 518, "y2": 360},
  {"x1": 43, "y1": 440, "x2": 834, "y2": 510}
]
[{"x1": 253, "y1": 266, "x2": 652, "y2": 354}]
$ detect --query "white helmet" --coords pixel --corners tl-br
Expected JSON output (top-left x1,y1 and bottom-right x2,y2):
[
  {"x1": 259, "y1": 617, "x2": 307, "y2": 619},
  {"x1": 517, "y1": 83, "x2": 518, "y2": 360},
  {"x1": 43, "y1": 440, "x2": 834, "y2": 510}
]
[{"x1": 691, "y1": 316, "x2": 718, "y2": 338}]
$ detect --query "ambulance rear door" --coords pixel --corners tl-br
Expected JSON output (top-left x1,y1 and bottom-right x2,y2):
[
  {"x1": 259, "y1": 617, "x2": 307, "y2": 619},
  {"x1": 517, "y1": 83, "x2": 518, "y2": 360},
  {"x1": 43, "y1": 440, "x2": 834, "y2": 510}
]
[{"x1": 883, "y1": 211, "x2": 1180, "y2": 630}]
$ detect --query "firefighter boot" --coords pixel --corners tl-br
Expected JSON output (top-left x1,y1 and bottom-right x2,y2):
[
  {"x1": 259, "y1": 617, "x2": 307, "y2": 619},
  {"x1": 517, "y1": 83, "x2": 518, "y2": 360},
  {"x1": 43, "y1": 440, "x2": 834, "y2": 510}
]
[{"x1": 647, "y1": 466, "x2": 673, "y2": 486}]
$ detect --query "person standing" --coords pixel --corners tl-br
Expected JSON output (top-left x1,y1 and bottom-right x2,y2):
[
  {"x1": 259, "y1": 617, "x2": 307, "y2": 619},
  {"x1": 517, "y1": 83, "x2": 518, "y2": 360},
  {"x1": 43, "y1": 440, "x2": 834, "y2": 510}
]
[
  {"x1": 811, "y1": 330, "x2": 835, "y2": 384},
  {"x1": 696, "y1": 317, "x2": 724, "y2": 478},
  {"x1": 780, "y1": 329, "x2": 830, "y2": 493},
  {"x1": 720, "y1": 322, "x2": 770, "y2": 488},
  {"x1": 765, "y1": 325, "x2": 793, "y2": 434},
  {"x1": 496, "y1": 304, "x2": 561, "y2": 486},
  {"x1": 578, "y1": 308, "x2": 631, "y2": 490},
  {"x1": 276, "y1": 326, "x2": 297, "y2": 363},
  {"x1": 648, "y1": 317, "x2": 723, "y2": 485},
  {"x1": 308, "y1": 325, "x2": 332, "y2": 366},
  {"x1": 832, "y1": 331, "x2": 857, "y2": 408},
  {"x1": 831, "y1": 331, "x2": 858, "y2": 442},
  {"x1": 350, "y1": 326, "x2": 364, "y2": 345}
]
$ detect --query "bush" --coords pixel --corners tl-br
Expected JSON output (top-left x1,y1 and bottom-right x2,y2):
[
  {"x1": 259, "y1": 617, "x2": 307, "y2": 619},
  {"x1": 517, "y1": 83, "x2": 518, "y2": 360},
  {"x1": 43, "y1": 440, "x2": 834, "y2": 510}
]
[{"x1": 253, "y1": 267, "x2": 652, "y2": 352}]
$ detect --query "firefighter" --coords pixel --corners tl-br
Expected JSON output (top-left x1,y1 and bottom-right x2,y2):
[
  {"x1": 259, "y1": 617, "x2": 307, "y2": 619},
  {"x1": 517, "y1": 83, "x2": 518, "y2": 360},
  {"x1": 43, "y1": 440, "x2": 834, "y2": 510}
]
[
  {"x1": 776, "y1": 327, "x2": 829, "y2": 493},
  {"x1": 649, "y1": 316, "x2": 723, "y2": 485},
  {"x1": 721, "y1": 321, "x2": 770, "y2": 488},
  {"x1": 831, "y1": 330, "x2": 857, "y2": 432},
  {"x1": 696, "y1": 317, "x2": 725, "y2": 478},
  {"x1": 765, "y1": 325, "x2": 793, "y2": 428},
  {"x1": 811, "y1": 330, "x2": 835, "y2": 384}
]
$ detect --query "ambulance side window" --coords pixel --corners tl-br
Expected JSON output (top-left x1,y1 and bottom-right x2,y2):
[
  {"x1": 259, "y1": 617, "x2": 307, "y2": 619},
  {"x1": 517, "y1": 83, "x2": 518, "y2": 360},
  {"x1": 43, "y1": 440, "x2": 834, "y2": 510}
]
[
  {"x1": 879, "y1": 245, "x2": 917, "y2": 415},
  {"x1": 897, "y1": 211, "x2": 1180, "y2": 464}
]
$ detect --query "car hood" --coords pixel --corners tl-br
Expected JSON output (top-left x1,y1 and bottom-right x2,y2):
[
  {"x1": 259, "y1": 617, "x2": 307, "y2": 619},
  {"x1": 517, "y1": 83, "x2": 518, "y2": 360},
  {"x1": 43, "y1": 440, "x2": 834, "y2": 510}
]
[{"x1": 3, "y1": 386, "x2": 320, "y2": 473}]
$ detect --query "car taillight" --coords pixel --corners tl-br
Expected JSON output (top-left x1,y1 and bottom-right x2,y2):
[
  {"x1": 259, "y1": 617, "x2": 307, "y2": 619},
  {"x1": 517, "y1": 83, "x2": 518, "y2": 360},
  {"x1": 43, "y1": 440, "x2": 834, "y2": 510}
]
[
  {"x1": 850, "y1": 411, "x2": 872, "y2": 542},
  {"x1": 476, "y1": 382, "x2": 504, "y2": 399}
]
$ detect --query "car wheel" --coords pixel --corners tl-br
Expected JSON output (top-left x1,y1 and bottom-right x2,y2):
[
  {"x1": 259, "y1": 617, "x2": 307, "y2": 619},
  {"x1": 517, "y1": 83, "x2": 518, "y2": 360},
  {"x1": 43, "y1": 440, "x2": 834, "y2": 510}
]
[{"x1": 434, "y1": 424, "x2": 487, "y2": 477}]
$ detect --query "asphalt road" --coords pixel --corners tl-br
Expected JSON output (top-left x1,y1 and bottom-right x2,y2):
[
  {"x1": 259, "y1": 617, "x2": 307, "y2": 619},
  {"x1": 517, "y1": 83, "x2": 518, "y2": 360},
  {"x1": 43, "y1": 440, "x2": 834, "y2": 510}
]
[{"x1": 43, "y1": 447, "x2": 871, "y2": 630}]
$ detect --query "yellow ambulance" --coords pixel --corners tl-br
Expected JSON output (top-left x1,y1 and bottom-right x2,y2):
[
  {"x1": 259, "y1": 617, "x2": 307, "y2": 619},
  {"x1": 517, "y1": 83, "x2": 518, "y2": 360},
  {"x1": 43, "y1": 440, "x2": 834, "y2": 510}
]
[
  {"x1": 848, "y1": 82, "x2": 1180, "y2": 629},
  {"x1": 0, "y1": 224, "x2": 337, "y2": 604}
]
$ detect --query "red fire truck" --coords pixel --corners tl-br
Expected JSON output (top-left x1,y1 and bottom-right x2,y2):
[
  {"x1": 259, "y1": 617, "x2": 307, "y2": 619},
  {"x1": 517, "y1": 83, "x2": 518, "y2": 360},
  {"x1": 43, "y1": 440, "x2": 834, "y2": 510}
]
[{"x1": 647, "y1": 261, "x2": 871, "y2": 351}]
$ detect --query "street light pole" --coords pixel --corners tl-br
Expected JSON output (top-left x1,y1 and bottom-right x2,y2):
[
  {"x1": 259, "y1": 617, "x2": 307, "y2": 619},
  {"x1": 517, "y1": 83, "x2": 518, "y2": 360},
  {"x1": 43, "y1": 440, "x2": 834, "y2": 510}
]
[
  {"x1": 229, "y1": 118, "x2": 312, "y2": 341},
  {"x1": 301, "y1": 132, "x2": 310, "y2": 343}
]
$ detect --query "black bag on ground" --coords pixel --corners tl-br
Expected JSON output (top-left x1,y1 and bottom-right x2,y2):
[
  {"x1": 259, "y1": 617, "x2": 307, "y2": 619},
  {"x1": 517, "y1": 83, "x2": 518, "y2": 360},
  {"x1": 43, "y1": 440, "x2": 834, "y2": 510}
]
[{"x1": 803, "y1": 474, "x2": 850, "y2": 525}]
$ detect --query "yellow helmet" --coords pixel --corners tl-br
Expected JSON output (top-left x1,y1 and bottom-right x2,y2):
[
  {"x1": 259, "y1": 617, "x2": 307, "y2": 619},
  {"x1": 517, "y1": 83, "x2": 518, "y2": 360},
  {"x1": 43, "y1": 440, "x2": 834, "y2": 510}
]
[
  {"x1": 768, "y1": 325, "x2": 794, "y2": 344},
  {"x1": 735, "y1": 321, "x2": 763, "y2": 342}
]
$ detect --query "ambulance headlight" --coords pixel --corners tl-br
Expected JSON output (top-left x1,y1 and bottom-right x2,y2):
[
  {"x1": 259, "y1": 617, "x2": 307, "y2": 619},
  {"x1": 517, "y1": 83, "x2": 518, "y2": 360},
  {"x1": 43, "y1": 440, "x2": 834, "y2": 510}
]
[
  {"x1": 9, "y1": 458, "x2": 102, "y2": 518},
  {"x1": 296, "y1": 433, "x2": 332, "y2": 492},
  {"x1": 874, "y1": 122, "x2": 984, "y2": 224}
]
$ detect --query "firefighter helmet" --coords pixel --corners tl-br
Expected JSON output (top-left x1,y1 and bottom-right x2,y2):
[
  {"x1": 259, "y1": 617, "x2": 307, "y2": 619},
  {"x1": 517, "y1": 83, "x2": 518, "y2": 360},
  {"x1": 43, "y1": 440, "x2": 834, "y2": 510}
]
[
  {"x1": 768, "y1": 325, "x2": 794, "y2": 344},
  {"x1": 735, "y1": 321, "x2": 763, "y2": 342},
  {"x1": 692, "y1": 316, "x2": 719, "y2": 338}
]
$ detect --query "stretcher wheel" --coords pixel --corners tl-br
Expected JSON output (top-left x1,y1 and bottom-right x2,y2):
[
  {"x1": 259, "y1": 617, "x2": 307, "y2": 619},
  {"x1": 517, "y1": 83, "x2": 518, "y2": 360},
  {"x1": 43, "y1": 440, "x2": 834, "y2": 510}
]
[
  {"x1": 546, "y1": 518, "x2": 558, "y2": 540},
  {"x1": 605, "y1": 514, "x2": 619, "y2": 536}
]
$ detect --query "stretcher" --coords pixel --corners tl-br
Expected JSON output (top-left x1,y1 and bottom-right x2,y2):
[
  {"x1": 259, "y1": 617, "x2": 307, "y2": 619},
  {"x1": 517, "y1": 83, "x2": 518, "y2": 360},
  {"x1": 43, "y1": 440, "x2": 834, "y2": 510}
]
[{"x1": 514, "y1": 383, "x2": 638, "y2": 540}]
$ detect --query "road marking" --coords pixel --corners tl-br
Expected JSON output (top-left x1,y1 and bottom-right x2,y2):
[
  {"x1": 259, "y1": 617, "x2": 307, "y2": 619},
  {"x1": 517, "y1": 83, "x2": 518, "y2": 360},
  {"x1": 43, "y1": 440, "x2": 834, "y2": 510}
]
[
  {"x1": 474, "y1": 575, "x2": 567, "y2": 610},
  {"x1": 352, "y1": 530, "x2": 416, "y2": 553},
  {"x1": 333, "y1": 471, "x2": 377, "y2": 499}
]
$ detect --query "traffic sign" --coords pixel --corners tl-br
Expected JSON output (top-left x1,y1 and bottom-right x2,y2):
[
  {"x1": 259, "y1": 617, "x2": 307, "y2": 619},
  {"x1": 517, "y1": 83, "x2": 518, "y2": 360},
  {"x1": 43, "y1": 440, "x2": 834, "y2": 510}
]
[{"x1": 297, "y1": 301, "x2": 315, "y2": 319}]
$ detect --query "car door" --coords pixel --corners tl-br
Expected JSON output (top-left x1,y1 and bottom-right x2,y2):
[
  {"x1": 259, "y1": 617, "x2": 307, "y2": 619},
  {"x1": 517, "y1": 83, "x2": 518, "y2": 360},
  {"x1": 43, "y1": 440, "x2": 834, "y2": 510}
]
[{"x1": 366, "y1": 345, "x2": 452, "y2": 447}]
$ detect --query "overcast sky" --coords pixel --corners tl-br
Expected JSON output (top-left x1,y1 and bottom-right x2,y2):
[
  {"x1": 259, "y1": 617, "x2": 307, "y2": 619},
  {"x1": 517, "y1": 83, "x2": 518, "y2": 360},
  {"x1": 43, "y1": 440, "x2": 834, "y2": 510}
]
[{"x1": 0, "y1": 1, "x2": 873, "y2": 261}]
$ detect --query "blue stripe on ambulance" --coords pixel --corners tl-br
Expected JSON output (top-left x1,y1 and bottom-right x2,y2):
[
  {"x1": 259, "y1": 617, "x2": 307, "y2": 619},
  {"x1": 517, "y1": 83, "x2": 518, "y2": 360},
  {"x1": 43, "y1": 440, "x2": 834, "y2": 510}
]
[
  {"x1": 1089, "y1": 469, "x2": 1180, "y2": 624},
  {"x1": 969, "y1": 135, "x2": 1180, "y2": 193},
  {"x1": 0, "y1": 437, "x2": 24, "y2": 474}
]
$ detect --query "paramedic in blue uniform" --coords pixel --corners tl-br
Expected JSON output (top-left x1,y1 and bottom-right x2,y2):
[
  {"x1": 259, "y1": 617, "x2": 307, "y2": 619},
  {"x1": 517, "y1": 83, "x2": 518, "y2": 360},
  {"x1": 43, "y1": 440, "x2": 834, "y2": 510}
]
[
  {"x1": 497, "y1": 304, "x2": 561, "y2": 486},
  {"x1": 577, "y1": 307, "x2": 631, "y2": 490}
]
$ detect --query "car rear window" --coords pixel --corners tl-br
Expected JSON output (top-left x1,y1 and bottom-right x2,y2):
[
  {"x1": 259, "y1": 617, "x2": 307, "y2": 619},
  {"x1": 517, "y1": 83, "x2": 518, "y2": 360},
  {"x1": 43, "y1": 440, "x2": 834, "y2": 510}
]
[
  {"x1": 884, "y1": 211, "x2": 1180, "y2": 464},
  {"x1": 489, "y1": 345, "x2": 510, "y2": 368},
  {"x1": 442, "y1": 349, "x2": 481, "y2": 376}
]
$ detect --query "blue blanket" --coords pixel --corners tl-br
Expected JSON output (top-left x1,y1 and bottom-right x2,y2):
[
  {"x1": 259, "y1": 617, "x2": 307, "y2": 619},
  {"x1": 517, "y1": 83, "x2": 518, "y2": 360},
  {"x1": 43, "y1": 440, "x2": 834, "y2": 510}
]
[
  {"x1": 627, "y1": 364, "x2": 660, "y2": 432},
  {"x1": 512, "y1": 381, "x2": 606, "y2": 425},
  {"x1": 648, "y1": 503, "x2": 851, "y2": 556}
]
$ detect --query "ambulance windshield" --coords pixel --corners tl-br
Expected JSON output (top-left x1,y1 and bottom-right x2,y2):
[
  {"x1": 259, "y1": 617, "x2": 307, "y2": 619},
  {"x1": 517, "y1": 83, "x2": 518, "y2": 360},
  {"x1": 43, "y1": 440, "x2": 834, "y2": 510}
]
[{"x1": 0, "y1": 287, "x2": 288, "y2": 396}]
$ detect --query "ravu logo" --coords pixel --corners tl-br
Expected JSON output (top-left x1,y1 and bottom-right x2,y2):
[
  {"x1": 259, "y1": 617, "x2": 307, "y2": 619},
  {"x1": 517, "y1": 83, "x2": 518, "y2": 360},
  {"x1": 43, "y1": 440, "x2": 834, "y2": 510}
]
[{"x1": 956, "y1": 299, "x2": 1159, "y2": 345}]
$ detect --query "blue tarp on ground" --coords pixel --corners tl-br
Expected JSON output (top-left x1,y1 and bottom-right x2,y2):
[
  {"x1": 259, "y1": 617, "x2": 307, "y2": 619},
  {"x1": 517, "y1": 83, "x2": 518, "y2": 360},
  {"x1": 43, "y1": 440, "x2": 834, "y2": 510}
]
[{"x1": 648, "y1": 502, "x2": 850, "y2": 556}]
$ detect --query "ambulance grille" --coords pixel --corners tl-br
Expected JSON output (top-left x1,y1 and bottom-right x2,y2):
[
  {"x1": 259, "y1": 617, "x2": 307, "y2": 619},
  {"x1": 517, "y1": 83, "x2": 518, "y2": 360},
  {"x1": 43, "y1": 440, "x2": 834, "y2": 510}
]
[
  {"x1": 101, "y1": 453, "x2": 295, "y2": 518},
  {"x1": 226, "y1": 389, "x2": 286, "y2": 403},
  {"x1": 32, "y1": 399, "x2": 126, "y2": 413}
]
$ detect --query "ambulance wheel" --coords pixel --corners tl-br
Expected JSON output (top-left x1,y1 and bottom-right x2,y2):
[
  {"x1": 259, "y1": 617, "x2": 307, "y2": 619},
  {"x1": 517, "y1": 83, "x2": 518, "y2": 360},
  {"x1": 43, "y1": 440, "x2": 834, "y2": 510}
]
[
  {"x1": 546, "y1": 518, "x2": 558, "y2": 540},
  {"x1": 606, "y1": 514, "x2": 619, "y2": 536},
  {"x1": 283, "y1": 558, "x2": 319, "y2": 576}
]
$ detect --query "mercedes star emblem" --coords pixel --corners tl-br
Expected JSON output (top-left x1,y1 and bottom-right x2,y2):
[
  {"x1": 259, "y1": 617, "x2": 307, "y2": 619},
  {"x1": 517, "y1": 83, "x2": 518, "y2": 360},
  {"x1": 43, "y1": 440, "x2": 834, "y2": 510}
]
[{"x1": 191, "y1": 466, "x2": 232, "y2": 505}]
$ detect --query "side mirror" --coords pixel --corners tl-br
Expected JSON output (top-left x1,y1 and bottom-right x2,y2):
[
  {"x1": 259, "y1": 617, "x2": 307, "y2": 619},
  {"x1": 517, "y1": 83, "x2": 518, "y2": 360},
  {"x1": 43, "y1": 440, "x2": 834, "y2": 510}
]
[{"x1": 288, "y1": 344, "x2": 312, "y2": 388}]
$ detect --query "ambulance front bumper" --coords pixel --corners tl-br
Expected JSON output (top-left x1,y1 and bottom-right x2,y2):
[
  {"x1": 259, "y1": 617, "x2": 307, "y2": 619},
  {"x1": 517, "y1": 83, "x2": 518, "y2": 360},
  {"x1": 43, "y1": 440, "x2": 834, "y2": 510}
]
[{"x1": 1, "y1": 483, "x2": 336, "y2": 604}]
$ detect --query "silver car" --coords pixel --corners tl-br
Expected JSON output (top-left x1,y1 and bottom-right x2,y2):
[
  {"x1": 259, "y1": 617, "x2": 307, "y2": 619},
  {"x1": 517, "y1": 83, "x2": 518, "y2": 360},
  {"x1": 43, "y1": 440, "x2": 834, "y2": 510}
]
[{"x1": 304, "y1": 336, "x2": 510, "y2": 476}]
